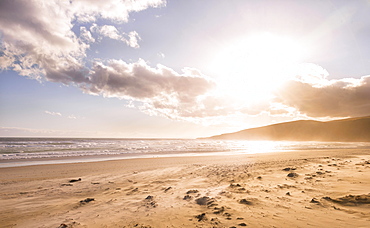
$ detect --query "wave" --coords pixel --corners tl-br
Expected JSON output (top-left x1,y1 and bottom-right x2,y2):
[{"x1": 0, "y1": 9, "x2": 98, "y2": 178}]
[{"x1": 1, "y1": 138, "x2": 369, "y2": 160}]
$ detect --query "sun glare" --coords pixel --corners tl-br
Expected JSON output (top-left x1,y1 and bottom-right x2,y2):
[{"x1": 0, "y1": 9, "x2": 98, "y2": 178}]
[{"x1": 209, "y1": 33, "x2": 308, "y2": 103}]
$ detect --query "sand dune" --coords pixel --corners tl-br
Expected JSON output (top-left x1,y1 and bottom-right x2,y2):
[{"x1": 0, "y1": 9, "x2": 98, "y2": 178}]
[{"x1": 1, "y1": 149, "x2": 370, "y2": 227}]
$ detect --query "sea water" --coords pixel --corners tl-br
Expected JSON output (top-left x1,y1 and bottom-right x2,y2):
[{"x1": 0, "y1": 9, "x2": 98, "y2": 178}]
[{"x1": 1, "y1": 138, "x2": 369, "y2": 167}]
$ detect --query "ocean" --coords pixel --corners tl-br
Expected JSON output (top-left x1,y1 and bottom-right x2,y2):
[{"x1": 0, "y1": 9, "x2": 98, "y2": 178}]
[{"x1": 1, "y1": 138, "x2": 369, "y2": 167}]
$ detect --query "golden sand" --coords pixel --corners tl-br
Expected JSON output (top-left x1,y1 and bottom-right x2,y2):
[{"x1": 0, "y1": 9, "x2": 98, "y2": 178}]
[{"x1": 1, "y1": 149, "x2": 370, "y2": 227}]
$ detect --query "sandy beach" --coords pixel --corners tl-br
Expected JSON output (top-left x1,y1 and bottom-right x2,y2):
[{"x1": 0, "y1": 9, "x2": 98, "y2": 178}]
[{"x1": 1, "y1": 149, "x2": 370, "y2": 228}]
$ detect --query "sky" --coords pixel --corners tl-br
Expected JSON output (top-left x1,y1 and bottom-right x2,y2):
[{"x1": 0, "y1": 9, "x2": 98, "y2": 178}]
[{"x1": 0, "y1": 0, "x2": 370, "y2": 138}]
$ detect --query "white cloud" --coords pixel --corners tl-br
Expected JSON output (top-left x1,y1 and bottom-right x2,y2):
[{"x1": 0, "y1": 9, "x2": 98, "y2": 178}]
[
  {"x1": 45, "y1": 111, "x2": 62, "y2": 116},
  {"x1": 0, "y1": 0, "x2": 165, "y2": 83},
  {"x1": 291, "y1": 63, "x2": 330, "y2": 86},
  {"x1": 68, "y1": 115, "x2": 77, "y2": 119},
  {"x1": 80, "y1": 27, "x2": 95, "y2": 43},
  {"x1": 91, "y1": 24, "x2": 121, "y2": 40},
  {"x1": 157, "y1": 52, "x2": 165, "y2": 58},
  {"x1": 67, "y1": 114, "x2": 84, "y2": 120},
  {"x1": 126, "y1": 31, "x2": 141, "y2": 48},
  {"x1": 44, "y1": 111, "x2": 83, "y2": 120},
  {"x1": 82, "y1": 59, "x2": 217, "y2": 120},
  {"x1": 90, "y1": 24, "x2": 141, "y2": 48},
  {"x1": 71, "y1": 0, "x2": 166, "y2": 23}
]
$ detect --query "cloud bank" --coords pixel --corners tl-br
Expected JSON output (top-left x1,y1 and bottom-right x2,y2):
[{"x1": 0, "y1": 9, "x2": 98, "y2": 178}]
[
  {"x1": 83, "y1": 60, "x2": 217, "y2": 119},
  {"x1": 0, "y1": 0, "x2": 164, "y2": 80},
  {"x1": 0, "y1": 0, "x2": 222, "y2": 121},
  {"x1": 0, "y1": 126, "x2": 104, "y2": 138},
  {"x1": 1, "y1": 0, "x2": 369, "y2": 125}
]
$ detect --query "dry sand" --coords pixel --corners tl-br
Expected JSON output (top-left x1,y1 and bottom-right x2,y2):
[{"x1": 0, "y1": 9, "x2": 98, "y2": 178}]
[{"x1": 1, "y1": 149, "x2": 370, "y2": 227}]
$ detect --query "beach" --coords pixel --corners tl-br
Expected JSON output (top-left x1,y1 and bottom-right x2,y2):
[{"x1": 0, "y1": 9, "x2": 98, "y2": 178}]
[{"x1": 1, "y1": 149, "x2": 370, "y2": 228}]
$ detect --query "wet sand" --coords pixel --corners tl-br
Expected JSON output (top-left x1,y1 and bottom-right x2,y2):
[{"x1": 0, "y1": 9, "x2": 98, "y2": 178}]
[{"x1": 1, "y1": 149, "x2": 370, "y2": 227}]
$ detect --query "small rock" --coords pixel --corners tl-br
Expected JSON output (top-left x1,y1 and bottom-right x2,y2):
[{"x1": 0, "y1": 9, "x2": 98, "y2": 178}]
[
  {"x1": 69, "y1": 178, "x2": 81, "y2": 183},
  {"x1": 287, "y1": 172, "x2": 299, "y2": 178},
  {"x1": 195, "y1": 213, "x2": 207, "y2": 222},
  {"x1": 238, "y1": 199, "x2": 253, "y2": 205},
  {"x1": 195, "y1": 196, "x2": 215, "y2": 206},
  {"x1": 213, "y1": 206, "x2": 225, "y2": 214},
  {"x1": 183, "y1": 195, "x2": 192, "y2": 200},
  {"x1": 238, "y1": 223, "x2": 247, "y2": 226},
  {"x1": 144, "y1": 196, "x2": 157, "y2": 208},
  {"x1": 310, "y1": 198, "x2": 320, "y2": 204},
  {"x1": 229, "y1": 183, "x2": 241, "y2": 188},
  {"x1": 80, "y1": 198, "x2": 94, "y2": 204}
]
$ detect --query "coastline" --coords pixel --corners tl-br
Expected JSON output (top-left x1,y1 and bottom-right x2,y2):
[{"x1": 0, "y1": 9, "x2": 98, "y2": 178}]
[{"x1": 1, "y1": 149, "x2": 370, "y2": 227}]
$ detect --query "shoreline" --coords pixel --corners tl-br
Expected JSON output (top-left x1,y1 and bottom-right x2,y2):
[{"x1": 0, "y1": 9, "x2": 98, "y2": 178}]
[
  {"x1": 0, "y1": 151, "x2": 258, "y2": 168},
  {"x1": 1, "y1": 147, "x2": 368, "y2": 168},
  {"x1": 1, "y1": 149, "x2": 370, "y2": 227}
]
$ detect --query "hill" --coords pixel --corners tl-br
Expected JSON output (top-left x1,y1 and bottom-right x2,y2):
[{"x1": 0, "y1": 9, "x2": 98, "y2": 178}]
[{"x1": 207, "y1": 116, "x2": 370, "y2": 142}]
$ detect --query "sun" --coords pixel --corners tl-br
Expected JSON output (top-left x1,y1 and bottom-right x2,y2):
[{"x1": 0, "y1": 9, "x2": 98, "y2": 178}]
[{"x1": 208, "y1": 33, "x2": 309, "y2": 103}]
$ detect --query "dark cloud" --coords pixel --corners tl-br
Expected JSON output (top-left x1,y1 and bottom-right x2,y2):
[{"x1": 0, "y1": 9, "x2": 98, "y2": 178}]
[
  {"x1": 276, "y1": 76, "x2": 370, "y2": 117},
  {"x1": 0, "y1": 0, "x2": 70, "y2": 47}
]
